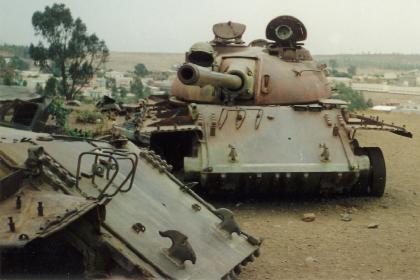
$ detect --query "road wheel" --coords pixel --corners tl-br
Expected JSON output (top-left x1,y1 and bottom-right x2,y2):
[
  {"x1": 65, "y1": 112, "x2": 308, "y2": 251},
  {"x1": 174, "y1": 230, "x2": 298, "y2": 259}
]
[
  {"x1": 366, "y1": 147, "x2": 386, "y2": 197},
  {"x1": 351, "y1": 147, "x2": 369, "y2": 196}
]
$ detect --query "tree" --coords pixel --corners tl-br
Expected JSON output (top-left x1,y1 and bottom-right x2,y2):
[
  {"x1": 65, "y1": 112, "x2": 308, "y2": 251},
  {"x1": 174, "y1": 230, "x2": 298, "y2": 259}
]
[
  {"x1": 111, "y1": 84, "x2": 118, "y2": 97},
  {"x1": 134, "y1": 63, "x2": 149, "y2": 77},
  {"x1": 29, "y1": 3, "x2": 109, "y2": 100},
  {"x1": 0, "y1": 56, "x2": 5, "y2": 69},
  {"x1": 328, "y1": 59, "x2": 338, "y2": 70},
  {"x1": 119, "y1": 87, "x2": 128, "y2": 98},
  {"x1": 335, "y1": 83, "x2": 370, "y2": 111},
  {"x1": 35, "y1": 83, "x2": 43, "y2": 95},
  {"x1": 44, "y1": 77, "x2": 58, "y2": 97},
  {"x1": 130, "y1": 76, "x2": 144, "y2": 97},
  {"x1": 47, "y1": 99, "x2": 70, "y2": 128},
  {"x1": 143, "y1": 86, "x2": 151, "y2": 98},
  {"x1": 106, "y1": 77, "x2": 116, "y2": 89},
  {"x1": 1, "y1": 68, "x2": 16, "y2": 85},
  {"x1": 347, "y1": 65, "x2": 357, "y2": 76}
]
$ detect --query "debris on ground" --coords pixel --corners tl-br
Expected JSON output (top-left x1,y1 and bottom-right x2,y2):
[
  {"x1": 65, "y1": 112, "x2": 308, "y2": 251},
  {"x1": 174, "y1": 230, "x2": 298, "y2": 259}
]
[
  {"x1": 302, "y1": 213, "x2": 316, "y2": 222},
  {"x1": 305, "y1": 256, "x2": 318, "y2": 264},
  {"x1": 340, "y1": 213, "x2": 352, "y2": 222},
  {"x1": 368, "y1": 223, "x2": 379, "y2": 229}
]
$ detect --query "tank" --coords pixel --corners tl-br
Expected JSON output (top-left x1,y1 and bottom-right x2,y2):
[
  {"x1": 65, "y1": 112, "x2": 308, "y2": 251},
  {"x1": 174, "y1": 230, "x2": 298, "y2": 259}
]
[
  {"x1": 114, "y1": 15, "x2": 412, "y2": 197},
  {"x1": 0, "y1": 124, "x2": 260, "y2": 278}
]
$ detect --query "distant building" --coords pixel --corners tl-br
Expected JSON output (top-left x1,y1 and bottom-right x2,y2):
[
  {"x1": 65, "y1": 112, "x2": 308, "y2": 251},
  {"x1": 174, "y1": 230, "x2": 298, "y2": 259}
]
[
  {"x1": 383, "y1": 72, "x2": 398, "y2": 80},
  {"x1": 115, "y1": 77, "x2": 132, "y2": 88},
  {"x1": 327, "y1": 77, "x2": 352, "y2": 87},
  {"x1": 105, "y1": 70, "x2": 124, "y2": 80},
  {"x1": 372, "y1": 105, "x2": 396, "y2": 112},
  {"x1": 81, "y1": 87, "x2": 111, "y2": 99},
  {"x1": 89, "y1": 76, "x2": 107, "y2": 88}
]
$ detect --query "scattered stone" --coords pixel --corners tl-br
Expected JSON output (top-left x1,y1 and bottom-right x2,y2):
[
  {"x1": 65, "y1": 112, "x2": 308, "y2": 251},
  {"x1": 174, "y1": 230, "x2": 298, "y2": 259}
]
[
  {"x1": 340, "y1": 213, "x2": 352, "y2": 222},
  {"x1": 350, "y1": 207, "x2": 358, "y2": 213},
  {"x1": 368, "y1": 223, "x2": 379, "y2": 229},
  {"x1": 235, "y1": 202, "x2": 242, "y2": 207},
  {"x1": 305, "y1": 256, "x2": 317, "y2": 264},
  {"x1": 302, "y1": 213, "x2": 316, "y2": 222}
]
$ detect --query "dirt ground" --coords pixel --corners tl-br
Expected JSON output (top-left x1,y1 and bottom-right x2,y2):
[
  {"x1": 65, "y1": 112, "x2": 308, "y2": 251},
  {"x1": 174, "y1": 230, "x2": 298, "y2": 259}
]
[{"x1": 230, "y1": 111, "x2": 420, "y2": 280}]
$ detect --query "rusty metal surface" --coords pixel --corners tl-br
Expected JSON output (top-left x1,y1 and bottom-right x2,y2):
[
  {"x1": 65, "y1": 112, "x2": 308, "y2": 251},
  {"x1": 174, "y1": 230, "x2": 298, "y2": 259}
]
[
  {"x1": 171, "y1": 15, "x2": 330, "y2": 105},
  {"x1": 172, "y1": 46, "x2": 330, "y2": 104},
  {"x1": 187, "y1": 105, "x2": 356, "y2": 173},
  {"x1": 114, "y1": 92, "x2": 410, "y2": 196},
  {"x1": 0, "y1": 97, "x2": 51, "y2": 131},
  {"x1": 0, "y1": 190, "x2": 97, "y2": 249},
  {"x1": 35, "y1": 140, "x2": 258, "y2": 279},
  {"x1": 213, "y1": 22, "x2": 246, "y2": 40},
  {"x1": 0, "y1": 126, "x2": 260, "y2": 279},
  {"x1": 116, "y1": 15, "x2": 411, "y2": 197}
]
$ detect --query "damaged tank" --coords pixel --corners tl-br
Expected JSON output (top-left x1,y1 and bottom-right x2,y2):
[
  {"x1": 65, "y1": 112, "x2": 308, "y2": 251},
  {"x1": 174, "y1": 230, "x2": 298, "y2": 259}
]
[
  {"x1": 114, "y1": 15, "x2": 412, "y2": 197},
  {"x1": 0, "y1": 125, "x2": 260, "y2": 279}
]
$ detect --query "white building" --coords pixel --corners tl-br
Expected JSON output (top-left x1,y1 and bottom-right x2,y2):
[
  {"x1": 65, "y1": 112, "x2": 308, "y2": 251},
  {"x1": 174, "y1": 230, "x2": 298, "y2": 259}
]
[
  {"x1": 81, "y1": 87, "x2": 111, "y2": 99},
  {"x1": 105, "y1": 70, "x2": 124, "y2": 80}
]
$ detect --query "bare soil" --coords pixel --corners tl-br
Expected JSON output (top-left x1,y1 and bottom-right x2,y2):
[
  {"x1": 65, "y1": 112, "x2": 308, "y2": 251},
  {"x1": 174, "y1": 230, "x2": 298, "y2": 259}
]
[{"x1": 233, "y1": 111, "x2": 420, "y2": 280}]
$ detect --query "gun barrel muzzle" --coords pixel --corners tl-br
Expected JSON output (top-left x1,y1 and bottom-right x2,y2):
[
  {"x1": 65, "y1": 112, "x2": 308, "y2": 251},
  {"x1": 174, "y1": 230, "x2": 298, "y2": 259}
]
[{"x1": 178, "y1": 63, "x2": 243, "y2": 90}]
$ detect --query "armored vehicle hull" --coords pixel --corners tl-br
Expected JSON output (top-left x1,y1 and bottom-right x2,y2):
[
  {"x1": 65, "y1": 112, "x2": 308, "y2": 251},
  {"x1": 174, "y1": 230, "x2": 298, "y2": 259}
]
[
  {"x1": 0, "y1": 126, "x2": 260, "y2": 279},
  {"x1": 116, "y1": 100, "x2": 410, "y2": 197},
  {"x1": 114, "y1": 16, "x2": 412, "y2": 197}
]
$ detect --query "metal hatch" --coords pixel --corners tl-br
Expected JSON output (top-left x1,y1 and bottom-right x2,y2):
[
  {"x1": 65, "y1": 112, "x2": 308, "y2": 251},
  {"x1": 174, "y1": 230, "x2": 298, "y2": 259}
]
[{"x1": 0, "y1": 127, "x2": 260, "y2": 279}]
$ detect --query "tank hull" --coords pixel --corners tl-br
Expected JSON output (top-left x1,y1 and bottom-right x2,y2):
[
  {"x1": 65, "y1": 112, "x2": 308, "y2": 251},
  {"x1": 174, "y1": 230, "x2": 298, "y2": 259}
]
[
  {"x1": 0, "y1": 126, "x2": 260, "y2": 279},
  {"x1": 115, "y1": 103, "x2": 388, "y2": 197},
  {"x1": 185, "y1": 105, "x2": 369, "y2": 195}
]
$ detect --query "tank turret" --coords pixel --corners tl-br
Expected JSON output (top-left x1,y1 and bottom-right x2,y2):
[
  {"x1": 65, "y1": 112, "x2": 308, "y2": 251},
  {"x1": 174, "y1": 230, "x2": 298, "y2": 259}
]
[{"x1": 172, "y1": 16, "x2": 331, "y2": 105}]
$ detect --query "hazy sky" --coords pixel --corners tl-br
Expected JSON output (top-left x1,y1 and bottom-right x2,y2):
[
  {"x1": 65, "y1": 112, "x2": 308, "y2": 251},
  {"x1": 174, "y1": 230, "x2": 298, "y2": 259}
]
[{"x1": 1, "y1": 0, "x2": 419, "y2": 54}]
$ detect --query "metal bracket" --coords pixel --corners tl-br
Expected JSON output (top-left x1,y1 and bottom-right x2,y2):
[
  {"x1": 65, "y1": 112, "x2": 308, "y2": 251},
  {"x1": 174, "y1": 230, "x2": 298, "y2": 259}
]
[
  {"x1": 159, "y1": 230, "x2": 197, "y2": 267},
  {"x1": 214, "y1": 208, "x2": 241, "y2": 235}
]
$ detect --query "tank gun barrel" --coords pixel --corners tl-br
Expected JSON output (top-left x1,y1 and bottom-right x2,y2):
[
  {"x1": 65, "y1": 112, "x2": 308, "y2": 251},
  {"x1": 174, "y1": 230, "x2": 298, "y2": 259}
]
[{"x1": 178, "y1": 63, "x2": 243, "y2": 90}]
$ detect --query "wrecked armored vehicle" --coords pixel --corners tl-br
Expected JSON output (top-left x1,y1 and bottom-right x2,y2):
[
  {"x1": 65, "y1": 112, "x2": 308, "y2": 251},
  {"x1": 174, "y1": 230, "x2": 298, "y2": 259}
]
[
  {"x1": 0, "y1": 96, "x2": 52, "y2": 132},
  {"x1": 0, "y1": 125, "x2": 260, "y2": 279},
  {"x1": 114, "y1": 16, "x2": 412, "y2": 197}
]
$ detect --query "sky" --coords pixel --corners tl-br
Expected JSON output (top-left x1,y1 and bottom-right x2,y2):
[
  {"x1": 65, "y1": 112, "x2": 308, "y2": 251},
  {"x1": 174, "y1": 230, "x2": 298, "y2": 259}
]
[{"x1": 0, "y1": 0, "x2": 419, "y2": 55}]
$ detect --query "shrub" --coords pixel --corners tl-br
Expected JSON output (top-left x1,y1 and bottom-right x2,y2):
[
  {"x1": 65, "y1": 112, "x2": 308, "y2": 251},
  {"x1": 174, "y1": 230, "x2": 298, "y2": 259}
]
[
  {"x1": 335, "y1": 83, "x2": 372, "y2": 111},
  {"x1": 75, "y1": 110, "x2": 104, "y2": 124}
]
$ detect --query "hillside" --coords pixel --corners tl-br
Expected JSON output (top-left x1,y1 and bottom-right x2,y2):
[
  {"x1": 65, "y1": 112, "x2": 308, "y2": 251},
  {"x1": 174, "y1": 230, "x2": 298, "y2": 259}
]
[
  {"x1": 314, "y1": 54, "x2": 420, "y2": 71},
  {"x1": 3, "y1": 43, "x2": 420, "y2": 73},
  {"x1": 107, "y1": 52, "x2": 184, "y2": 72},
  {"x1": 108, "y1": 52, "x2": 420, "y2": 73}
]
